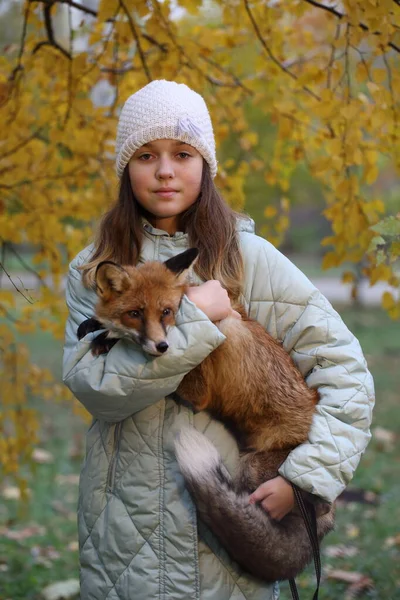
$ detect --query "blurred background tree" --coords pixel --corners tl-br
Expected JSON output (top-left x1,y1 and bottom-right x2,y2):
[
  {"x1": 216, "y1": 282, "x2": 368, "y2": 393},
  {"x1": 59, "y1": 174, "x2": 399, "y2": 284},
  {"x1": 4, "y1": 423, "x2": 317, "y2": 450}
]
[{"x1": 0, "y1": 0, "x2": 399, "y2": 488}]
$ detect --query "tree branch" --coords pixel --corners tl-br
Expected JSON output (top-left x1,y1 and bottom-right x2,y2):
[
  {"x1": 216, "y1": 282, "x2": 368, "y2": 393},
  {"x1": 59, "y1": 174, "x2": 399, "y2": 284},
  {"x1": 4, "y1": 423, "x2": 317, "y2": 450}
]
[
  {"x1": 32, "y1": 3, "x2": 71, "y2": 59},
  {"x1": 0, "y1": 128, "x2": 44, "y2": 160},
  {"x1": 30, "y1": 0, "x2": 97, "y2": 17},
  {"x1": 0, "y1": 263, "x2": 34, "y2": 304},
  {"x1": 100, "y1": 64, "x2": 140, "y2": 75},
  {"x1": 1, "y1": 241, "x2": 48, "y2": 289},
  {"x1": 64, "y1": 3, "x2": 73, "y2": 124},
  {"x1": 302, "y1": 0, "x2": 400, "y2": 54},
  {"x1": 0, "y1": 164, "x2": 87, "y2": 189},
  {"x1": 244, "y1": 0, "x2": 320, "y2": 101},
  {"x1": 142, "y1": 33, "x2": 168, "y2": 54},
  {"x1": 76, "y1": 5, "x2": 120, "y2": 87},
  {"x1": 9, "y1": 0, "x2": 30, "y2": 83},
  {"x1": 119, "y1": 0, "x2": 152, "y2": 82},
  {"x1": 198, "y1": 54, "x2": 253, "y2": 95},
  {"x1": 326, "y1": 22, "x2": 341, "y2": 89}
]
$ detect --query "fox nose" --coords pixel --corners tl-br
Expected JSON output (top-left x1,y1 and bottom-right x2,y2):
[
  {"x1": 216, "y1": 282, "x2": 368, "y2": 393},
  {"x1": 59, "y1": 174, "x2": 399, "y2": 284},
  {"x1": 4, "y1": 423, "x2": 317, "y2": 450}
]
[{"x1": 156, "y1": 341, "x2": 169, "y2": 353}]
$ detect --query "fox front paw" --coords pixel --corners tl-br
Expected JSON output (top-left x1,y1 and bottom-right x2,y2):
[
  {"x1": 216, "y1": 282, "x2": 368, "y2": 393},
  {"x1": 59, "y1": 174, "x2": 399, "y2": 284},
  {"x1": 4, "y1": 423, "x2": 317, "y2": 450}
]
[
  {"x1": 90, "y1": 331, "x2": 118, "y2": 356},
  {"x1": 77, "y1": 318, "x2": 103, "y2": 340}
]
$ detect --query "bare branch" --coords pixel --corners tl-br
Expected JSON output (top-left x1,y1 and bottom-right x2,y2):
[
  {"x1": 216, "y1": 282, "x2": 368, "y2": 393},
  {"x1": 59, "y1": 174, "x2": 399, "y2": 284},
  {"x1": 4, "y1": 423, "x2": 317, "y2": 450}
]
[
  {"x1": 0, "y1": 128, "x2": 44, "y2": 160},
  {"x1": 144, "y1": 29, "x2": 251, "y2": 91},
  {"x1": 142, "y1": 33, "x2": 168, "y2": 54},
  {"x1": 0, "y1": 263, "x2": 34, "y2": 304},
  {"x1": 151, "y1": 0, "x2": 252, "y2": 92},
  {"x1": 31, "y1": 2, "x2": 71, "y2": 59},
  {"x1": 302, "y1": 0, "x2": 342, "y2": 19},
  {"x1": 327, "y1": 22, "x2": 341, "y2": 89},
  {"x1": 244, "y1": 0, "x2": 320, "y2": 101},
  {"x1": 64, "y1": 3, "x2": 74, "y2": 124},
  {"x1": 76, "y1": 5, "x2": 120, "y2": 86},
  {"x1": 302, "y1": 0, "x2": 400, "y2": 54},
  {"x1": 10, "y1": 0, "x2": 30, "y2": 83},
  {"x1": 109, "y1": 20, "x2": 120, "y2": 116},
  {"x1": 0, "y1": 164, "x2": 87, "y2": 189},
  {"x1": 198, "y1": 54, "x2": 253, "y2": 95},
  {"x1": 119, "y1": 0, "x2": 152, "y2": 82},
  {"x1": 56, "y1": 0, "x2": 97, "y2": 17},
  {"x1": 30, "y1": 0, "x2": 97, "y2": 16},
  {"x1": 351, "y1": 45, "x2": 372, "y2": 82},
  {"x1": 2, "y1": 242, "x2": 48, "y2": 289},
  {"x1": 344, "y1": 23, "x2": 351, "y2": 100},
  {"x1": 100, "y1": 64, "x2": 140, "y2": 75}
]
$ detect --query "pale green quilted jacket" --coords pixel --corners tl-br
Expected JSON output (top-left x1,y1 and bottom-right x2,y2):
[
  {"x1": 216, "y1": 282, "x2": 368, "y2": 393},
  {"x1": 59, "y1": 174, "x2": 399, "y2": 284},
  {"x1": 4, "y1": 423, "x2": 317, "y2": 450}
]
[{"x1": 63, "y1": 218, "x2": 374, "y2": 600}]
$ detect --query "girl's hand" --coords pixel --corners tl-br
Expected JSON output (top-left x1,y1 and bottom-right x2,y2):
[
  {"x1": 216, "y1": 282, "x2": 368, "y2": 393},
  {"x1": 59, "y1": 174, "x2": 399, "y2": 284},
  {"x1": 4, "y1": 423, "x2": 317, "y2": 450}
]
[
  {"x1": 187, "y1": 281, "x2": 239, "y2": 322},
  {"x1": 248, "y1": 476, "x2": 295, "y2": 521}
]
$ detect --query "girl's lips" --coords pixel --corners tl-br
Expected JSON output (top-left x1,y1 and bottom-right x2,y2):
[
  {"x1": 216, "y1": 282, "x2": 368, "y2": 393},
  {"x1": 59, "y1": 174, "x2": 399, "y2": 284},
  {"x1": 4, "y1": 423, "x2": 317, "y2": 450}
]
[{"x1": 154, "y1": 189, "x2": 178, "y2": 198}]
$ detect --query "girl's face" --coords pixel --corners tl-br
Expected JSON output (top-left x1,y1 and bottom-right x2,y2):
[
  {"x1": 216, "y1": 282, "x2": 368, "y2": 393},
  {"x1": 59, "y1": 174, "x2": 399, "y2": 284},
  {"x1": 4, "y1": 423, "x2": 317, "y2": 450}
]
[{"x1": 128, "y1": 139, "x2": 203, "y2": 234}]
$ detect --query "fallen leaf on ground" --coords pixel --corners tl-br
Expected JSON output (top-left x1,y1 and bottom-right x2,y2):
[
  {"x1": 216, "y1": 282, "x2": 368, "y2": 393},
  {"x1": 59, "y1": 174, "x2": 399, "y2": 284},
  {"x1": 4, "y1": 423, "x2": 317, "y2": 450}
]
[
  {"x1": 0, "y1": 524, "x2": 46, "y2": 540},
  {"x1": 31, "y1": 545, "x2": 61, "y2": 568},
  {"x1": 345, "y1": 524, "x2": 360, "y2": 539},
  {"x1": 67, "y1": 541, "x2": 79, "y2": 552},
  {"x1": 326, "y1": 569, "x2": 374, "y2": 599},
  {"x1": 372, "y1": 426, "x2": 396, "y2": 451},
  {"x1": 384, "y1": 533, "x2": 400, "y2": 548},
  {"x1": 41, "y1": 579, "x2": 80, "y2": 600},
  {"x1": 1, "y1": 486, "x2": 31, "y2": 500},
  {"x1": 32, "y1": 448, "x2": 54, "y2": 464},
  {"x1": 56, "y1": 474, "x2": 79, "y2": 485},
  {"x1": 51, "y1": 501, "x2": 75, "y2": 520},
  {"x1": 324, "y1": 544, "x2": 359, "y2": 558}
]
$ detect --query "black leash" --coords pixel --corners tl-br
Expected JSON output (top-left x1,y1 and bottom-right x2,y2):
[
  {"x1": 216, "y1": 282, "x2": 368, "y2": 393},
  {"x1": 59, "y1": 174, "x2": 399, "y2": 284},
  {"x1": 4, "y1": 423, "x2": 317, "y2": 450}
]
[{"x1": 288, "y1": 484, "x2": 321, "y2": 600}]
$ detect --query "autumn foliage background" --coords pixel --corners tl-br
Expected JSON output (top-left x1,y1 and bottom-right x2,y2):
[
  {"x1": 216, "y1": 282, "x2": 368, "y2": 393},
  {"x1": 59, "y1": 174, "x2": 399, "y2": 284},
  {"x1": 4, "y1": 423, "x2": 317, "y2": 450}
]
[{"x1": 0, "y1": 0, "x2": 399, "y2": 550}]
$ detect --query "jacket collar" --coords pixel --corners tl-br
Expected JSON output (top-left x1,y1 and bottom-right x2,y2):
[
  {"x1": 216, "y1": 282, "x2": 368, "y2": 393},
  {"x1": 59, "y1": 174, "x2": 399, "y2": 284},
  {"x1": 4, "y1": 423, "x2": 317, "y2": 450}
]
[
  {"x1": 141, "y1": 218, "x2": 187, "y2": 240},
  {"x1": 141, "y1": 216, "x2": 255, "y2": 238}
]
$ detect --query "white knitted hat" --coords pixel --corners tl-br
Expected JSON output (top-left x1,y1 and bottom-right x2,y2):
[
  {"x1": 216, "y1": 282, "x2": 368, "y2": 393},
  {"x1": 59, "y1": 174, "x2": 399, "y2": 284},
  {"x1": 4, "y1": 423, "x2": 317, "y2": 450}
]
[{"x1": 116, "y1": 80, "x2": 217, "y2": 178}]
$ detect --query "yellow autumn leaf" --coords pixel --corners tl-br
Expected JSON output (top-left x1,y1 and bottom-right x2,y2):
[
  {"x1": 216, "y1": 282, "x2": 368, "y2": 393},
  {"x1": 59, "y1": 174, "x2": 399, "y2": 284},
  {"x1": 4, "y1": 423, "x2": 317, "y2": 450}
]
[
  {"x1": 372, "y1": 68, "x2": 387, "y2": 84},
  {"x1": 382, "y1": 291, "x2": 396, "y2": 310},
  {"x1": 322, "y1": 252, "x2": 340, "y2": 270},
  {"x1": 342, "y1": 271, "x2": 355, "y2": 284},
  {"x1": 264, "y1": 206, "x2": 277, "y2": 218}
]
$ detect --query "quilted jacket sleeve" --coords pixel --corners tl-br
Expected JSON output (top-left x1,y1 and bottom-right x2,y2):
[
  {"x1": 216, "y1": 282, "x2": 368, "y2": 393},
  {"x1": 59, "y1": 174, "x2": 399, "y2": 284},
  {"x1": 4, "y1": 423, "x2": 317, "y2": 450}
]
[
  {"x1": 245, "y1": 236, "x2": 375, "y2": 504},
  {"x1": 279, "y1": 293, "x2": 375, "y2": 503},
  {"x1": 62, "y1": 254, "x2": 226, "y2": 423}
]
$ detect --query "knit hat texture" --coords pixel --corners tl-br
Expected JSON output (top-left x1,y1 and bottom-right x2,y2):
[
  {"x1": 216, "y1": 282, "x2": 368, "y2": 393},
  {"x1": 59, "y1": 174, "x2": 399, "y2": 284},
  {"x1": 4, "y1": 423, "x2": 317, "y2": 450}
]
[{"x1": 116, "y1": 80, "x2": 217, "y2": 178}]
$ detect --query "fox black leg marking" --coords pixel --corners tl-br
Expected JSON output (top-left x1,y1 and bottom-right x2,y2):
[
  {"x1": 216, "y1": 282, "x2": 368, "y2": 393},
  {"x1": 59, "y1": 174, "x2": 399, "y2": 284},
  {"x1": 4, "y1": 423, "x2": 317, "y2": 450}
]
[
  {"x1": 90, "y1": 332, "x2": 118, "y2": 356},
  {"x1": 77, "y1": 318, "x2": 118, "y2": 355},
  {"x1": 77, "y1": 318, "x2": 103, "y2": 340}
]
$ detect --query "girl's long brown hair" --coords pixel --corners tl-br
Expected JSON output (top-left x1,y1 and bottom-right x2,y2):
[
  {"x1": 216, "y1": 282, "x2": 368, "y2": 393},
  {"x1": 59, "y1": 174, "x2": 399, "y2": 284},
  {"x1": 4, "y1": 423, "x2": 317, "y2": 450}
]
[{"x1": 81, "y1": 162, "x2": 246, "y2": 300}]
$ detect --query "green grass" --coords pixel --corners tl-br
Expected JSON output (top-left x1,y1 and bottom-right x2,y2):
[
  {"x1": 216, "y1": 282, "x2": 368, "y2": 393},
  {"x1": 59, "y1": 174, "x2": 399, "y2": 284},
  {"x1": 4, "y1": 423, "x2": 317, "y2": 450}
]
[{"x1": 1, "y1": 307, "x2": 399, "y2": 599}]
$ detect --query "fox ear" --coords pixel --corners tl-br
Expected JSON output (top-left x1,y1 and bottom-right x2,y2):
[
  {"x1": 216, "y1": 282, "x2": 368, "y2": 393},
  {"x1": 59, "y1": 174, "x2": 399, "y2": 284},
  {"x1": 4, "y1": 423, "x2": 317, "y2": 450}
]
[
  {"x1": 164, "y1": 248, "x2": 199, "y2": 283},
  {"x1": 95, "y1": 261, "x2": 131, "y2": 300}
]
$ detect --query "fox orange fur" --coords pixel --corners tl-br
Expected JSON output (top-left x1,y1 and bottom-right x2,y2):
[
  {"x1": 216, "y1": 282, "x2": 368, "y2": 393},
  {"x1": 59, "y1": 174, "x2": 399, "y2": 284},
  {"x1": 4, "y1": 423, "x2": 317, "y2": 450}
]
[{"x1": 77, "y1": 248, "x2": 335, "y2": 583}]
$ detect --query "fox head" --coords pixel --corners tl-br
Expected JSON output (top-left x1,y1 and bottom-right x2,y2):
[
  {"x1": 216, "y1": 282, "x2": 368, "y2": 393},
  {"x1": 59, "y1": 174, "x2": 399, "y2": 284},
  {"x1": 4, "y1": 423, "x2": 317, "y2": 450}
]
[{"x1": 94, "y1": 248, "x2": 199, "y2": 356}]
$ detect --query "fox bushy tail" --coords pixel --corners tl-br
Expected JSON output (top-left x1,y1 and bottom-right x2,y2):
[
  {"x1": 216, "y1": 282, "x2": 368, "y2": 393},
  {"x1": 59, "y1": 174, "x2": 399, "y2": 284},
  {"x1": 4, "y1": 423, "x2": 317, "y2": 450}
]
[{"x1": 174, "y1": 427, "x2": 321, "y2": 582}]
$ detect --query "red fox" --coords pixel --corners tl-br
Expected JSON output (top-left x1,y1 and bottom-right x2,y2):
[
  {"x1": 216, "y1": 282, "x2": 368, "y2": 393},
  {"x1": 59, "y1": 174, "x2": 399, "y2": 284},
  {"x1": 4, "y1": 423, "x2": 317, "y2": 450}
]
[{"x1": 78, "y1": 248, "x2": 335, "y2": 583}]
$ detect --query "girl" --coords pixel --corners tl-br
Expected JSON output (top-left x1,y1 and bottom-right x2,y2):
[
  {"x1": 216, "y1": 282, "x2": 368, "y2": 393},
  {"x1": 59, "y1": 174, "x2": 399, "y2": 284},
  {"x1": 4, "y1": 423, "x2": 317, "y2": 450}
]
[{"x1": 63, "y1": 80, "x2": 374, "y2": 600}]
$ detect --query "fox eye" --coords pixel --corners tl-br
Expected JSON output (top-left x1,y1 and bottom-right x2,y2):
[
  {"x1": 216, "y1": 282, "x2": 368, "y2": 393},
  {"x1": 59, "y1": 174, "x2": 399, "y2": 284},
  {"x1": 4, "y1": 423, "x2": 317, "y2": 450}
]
[
  {"x1": 162, "y1": 308, "x2": 172, "y2": 317},
  {"x1": 128, "y1": 310, "x2": 141, "y2": 318}
]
